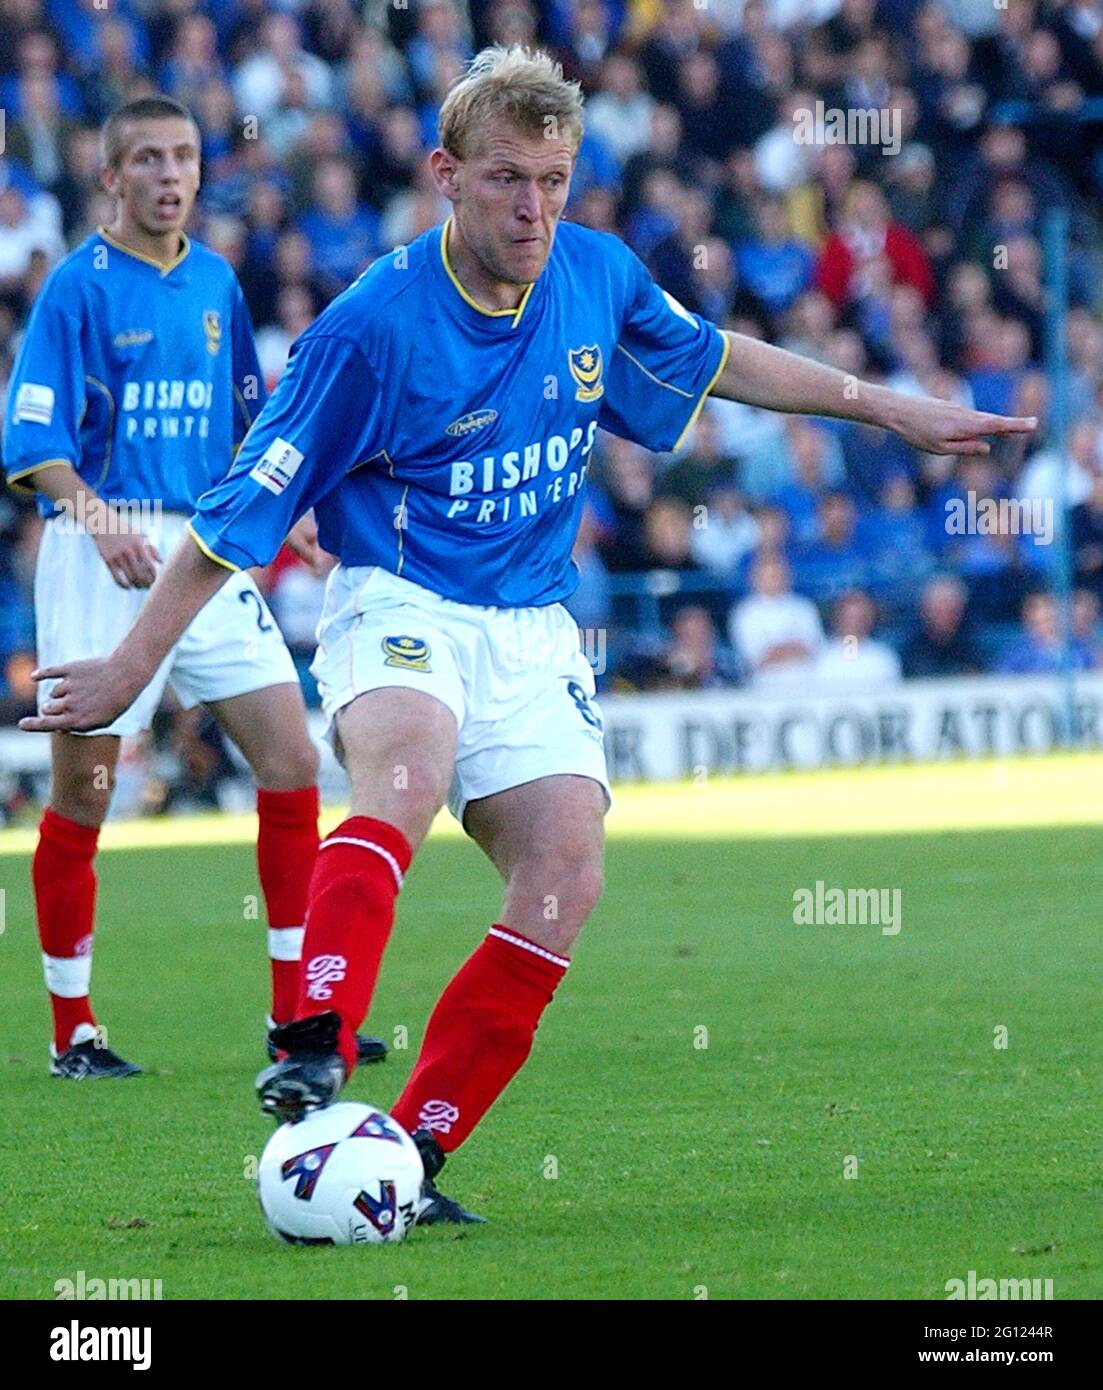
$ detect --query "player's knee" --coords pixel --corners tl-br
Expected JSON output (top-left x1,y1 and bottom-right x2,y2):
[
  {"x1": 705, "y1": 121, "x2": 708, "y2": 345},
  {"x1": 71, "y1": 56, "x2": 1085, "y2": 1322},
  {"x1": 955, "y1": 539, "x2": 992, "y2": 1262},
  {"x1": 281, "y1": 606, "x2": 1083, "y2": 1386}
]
[
  {"x1": 51, "y1": 777, "x2": 113, "y2": 827},
  {"x1": 375, "y1": 752, "x2": 450, "y2": 816},
  {"x1": 523, "y1": 852, "x2": 603, "y2": 948},
  {"x1": 253, "y1": 738, "x2": 319, "y2": 791},
  {"x1": 567, "y1": 857, "x2": 604, "y2": 920}
]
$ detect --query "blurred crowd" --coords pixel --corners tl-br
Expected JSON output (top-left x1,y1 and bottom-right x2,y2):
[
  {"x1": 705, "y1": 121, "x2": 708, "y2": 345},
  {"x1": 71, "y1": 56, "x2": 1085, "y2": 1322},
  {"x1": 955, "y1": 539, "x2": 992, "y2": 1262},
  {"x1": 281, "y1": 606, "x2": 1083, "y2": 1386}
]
[{"x1": 5, "y1": 0, "x2": 1103, "y2": 726}]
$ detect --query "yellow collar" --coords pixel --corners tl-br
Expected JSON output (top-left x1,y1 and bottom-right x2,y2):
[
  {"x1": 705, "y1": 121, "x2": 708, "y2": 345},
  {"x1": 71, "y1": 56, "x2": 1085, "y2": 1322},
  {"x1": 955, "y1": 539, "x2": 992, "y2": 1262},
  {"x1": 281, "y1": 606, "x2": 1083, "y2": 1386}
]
[
  {"x1": 97, "y1": 225, "x2": 191, "y2": 276},
  {"x1": 439, "y1": 217, "x2": 533, "y2": 328}
]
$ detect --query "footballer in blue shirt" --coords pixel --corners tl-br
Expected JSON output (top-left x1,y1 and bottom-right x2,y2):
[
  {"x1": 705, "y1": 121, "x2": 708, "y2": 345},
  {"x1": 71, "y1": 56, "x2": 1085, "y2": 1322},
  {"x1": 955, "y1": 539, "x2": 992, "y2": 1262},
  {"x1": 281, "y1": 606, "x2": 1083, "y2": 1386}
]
[
  {"x1": 4, "y1": 97, "x2": 385, "y2": 1082},
  {"x1": 24, "y1": 52, "x2": 1036, "y2": 1224}
]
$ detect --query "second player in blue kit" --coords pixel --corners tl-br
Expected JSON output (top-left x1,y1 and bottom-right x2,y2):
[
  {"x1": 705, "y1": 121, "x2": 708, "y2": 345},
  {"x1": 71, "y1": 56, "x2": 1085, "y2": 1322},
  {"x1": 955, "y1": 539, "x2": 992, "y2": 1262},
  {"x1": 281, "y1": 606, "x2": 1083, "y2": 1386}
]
[{"x1": 4, "y1": 96, "x2": 387, "y2": 1083}]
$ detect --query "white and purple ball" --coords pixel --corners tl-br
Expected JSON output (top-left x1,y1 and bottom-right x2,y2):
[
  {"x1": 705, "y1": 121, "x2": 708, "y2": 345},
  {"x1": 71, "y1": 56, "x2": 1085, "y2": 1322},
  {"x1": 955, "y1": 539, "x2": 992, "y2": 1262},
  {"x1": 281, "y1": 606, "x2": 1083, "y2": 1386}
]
[{"x1": 258, "y1": 1102, "x2": 424, "y2": 1245}]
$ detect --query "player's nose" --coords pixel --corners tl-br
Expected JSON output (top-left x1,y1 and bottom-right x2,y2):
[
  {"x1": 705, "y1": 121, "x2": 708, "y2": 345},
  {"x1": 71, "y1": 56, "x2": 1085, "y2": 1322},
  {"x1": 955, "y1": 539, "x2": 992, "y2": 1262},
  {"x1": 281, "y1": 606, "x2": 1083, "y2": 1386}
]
[{"x1": 513, "y1": 180, "x2": 540, "y2": 221}]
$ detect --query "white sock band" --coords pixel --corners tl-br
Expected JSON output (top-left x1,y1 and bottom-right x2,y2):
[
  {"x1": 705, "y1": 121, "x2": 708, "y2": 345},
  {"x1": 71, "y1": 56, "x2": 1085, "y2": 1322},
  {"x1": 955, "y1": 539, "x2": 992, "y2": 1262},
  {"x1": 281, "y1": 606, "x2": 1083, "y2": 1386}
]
[
  {"x1": 42, "y1": 953, "x2": 93, "y2": 998},
  {"x1": 268, "y1": 926, "x2": 305, "y2": 961}
]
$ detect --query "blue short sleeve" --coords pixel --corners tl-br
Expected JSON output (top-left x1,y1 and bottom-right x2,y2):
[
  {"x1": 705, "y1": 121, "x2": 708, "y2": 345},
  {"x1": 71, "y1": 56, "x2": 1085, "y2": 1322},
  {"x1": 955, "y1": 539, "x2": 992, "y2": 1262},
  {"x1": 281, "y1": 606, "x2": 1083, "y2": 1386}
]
[
  {"x1": 599, "y1": 249, "x2": 729, "y2": 453},
  {"x1": 189, "y1": 333, "x2": 385, "y2": 570},
  {"x1": 2, "y1": 275, "x2": 84, "y2": 489}
]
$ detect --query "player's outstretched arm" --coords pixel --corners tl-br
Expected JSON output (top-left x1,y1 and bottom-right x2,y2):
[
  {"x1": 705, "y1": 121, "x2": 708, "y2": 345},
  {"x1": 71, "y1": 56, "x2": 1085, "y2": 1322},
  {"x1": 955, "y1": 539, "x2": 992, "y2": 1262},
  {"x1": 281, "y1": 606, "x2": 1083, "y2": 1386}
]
[
  {"x1": 19, "y1": 537, "x2": 230, "y2": 734},
  {"x1": 710, "y1": 331, "x2": 1037, "y2": 456}
]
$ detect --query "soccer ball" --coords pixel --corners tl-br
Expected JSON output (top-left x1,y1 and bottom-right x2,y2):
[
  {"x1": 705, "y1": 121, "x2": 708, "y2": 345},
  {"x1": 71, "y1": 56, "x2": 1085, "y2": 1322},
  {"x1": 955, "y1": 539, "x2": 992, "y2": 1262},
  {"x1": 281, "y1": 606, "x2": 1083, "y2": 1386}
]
[{"x1": 257, "y1": 1102, "x2": 424, "y2": 1245}]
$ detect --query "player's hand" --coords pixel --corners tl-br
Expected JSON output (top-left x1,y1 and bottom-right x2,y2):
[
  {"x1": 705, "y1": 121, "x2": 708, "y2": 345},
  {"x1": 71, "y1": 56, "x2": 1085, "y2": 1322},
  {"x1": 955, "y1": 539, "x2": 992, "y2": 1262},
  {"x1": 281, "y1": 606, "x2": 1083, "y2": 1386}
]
[
  {"x1": 94, "y1": 530, "x2": 162, "y2": 589},
  {"x1": 18, "y1": 657, "x2": 142, "y2": 734},
  {"x1": 886, "y1": 395, "x2": 1038, "y2": 457},
  {"x1": 285, "y1": 511, "x2": 334, "y2": 577}
]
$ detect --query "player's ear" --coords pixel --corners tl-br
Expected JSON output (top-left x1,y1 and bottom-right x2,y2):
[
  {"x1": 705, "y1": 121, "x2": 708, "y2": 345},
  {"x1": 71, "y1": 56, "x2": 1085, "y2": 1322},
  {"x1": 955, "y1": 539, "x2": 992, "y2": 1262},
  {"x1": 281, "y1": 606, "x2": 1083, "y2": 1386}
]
[{"x1": 429, "y1": 147, "x2": 460, "y2": 201}]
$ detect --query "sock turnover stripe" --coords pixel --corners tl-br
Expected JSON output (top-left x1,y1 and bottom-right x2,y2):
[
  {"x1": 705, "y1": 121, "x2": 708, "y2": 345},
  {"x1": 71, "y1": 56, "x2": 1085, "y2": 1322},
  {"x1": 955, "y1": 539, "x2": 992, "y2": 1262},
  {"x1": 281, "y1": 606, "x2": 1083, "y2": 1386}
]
[
  {"x1": 488, "y1": 926, "x2": 570, "y2": 970},
  {"x1": 319, "y1": 835, "x2": 405, "y2": 891}
]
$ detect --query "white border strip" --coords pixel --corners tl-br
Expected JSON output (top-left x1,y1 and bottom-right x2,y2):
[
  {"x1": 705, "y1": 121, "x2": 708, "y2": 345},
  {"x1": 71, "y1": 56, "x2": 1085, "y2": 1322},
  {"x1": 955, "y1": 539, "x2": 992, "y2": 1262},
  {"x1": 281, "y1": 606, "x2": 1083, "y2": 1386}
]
[
  {"x1": 320, "y1": 835, "x2": 405, "y2": 890},
  {"x1": 489, "y1": 926, "x2": 570, "y2": 970}
]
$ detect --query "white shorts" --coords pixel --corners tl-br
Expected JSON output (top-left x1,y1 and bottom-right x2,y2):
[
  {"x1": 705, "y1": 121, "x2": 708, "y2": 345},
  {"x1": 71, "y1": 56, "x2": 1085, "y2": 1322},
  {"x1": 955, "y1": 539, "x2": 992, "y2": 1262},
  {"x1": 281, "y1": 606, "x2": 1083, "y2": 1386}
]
[
  {"x1": 310, "y1": 565, "x2": 610, "y2": 824},
  {"x1": 34, "y1": 512, "x2": 298, "y2": 737}
]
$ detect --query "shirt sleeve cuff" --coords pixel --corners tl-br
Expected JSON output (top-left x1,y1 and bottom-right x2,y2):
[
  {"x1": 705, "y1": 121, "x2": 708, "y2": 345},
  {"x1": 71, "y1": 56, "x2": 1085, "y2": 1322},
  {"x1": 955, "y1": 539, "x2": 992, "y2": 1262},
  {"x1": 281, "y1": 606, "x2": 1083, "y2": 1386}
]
[
  {"x1": 186, "y1": 518, "x2": 248, "y2": 572},
  {"x1": 3, "y1": 456, "x2": 73, "y2": 492},
  {"x1": 671, "y1": 328, "x2": 730, "y2": 453}
]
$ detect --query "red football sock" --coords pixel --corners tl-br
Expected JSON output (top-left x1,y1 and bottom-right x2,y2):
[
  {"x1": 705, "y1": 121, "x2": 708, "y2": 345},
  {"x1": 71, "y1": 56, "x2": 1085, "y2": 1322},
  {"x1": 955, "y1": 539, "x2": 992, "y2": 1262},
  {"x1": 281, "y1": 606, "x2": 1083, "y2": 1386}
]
[
  {"x1": 391, "y1": 926, "x2": 569, "y2": 1151},
  {"x1": 297, "y1": 815, "x2": 412, "y2": 1074},
  {"x1": 33, "y1": 808, "x2": 100, "y2": 1053},
  {"x1": 256, "y1": 785, "x2": 320, "y2": 1024}
]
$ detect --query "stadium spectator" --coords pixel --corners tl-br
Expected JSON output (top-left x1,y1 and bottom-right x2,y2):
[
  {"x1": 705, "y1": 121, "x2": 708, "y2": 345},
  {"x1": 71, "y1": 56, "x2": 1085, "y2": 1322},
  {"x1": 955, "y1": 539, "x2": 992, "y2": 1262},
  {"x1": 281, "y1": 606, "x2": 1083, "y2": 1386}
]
[
  {"x1": 793, "y1": 490, "x2": 873, "y2": 603},
  {"x1": 661, "y1": 407, "x2": 738, "y2": 509},
  {"x1": 864, "y1": 473, "x2": 936, "y2": 592},
  {"x1": 0, "y1": 186, "x2": 65, "y2": 288},
  {"x1": 295, "y1": 156, "x2": 378, "y2": 294},
  {"x1": 584, "y1": 52, "x2": 655, "y2": 165},
  {"x1": 937, "y1": 455, "x2": 1028, "y2": 621},
  {"x1": 999, "y1": 591, "x2": 1096, "y2": 675},
  {"x1": 231, "y1": 11, "x2": 334, "y2": 121},
  {"x1": 159, "y1": 13, "x2": 225, "y2": 111},
  {"x1": 729, "y1": 552, "x2": 824, "y2": 689},
  {"x1": 773, "y1": 419, "x2": 845, "y2": 546},
  {"x1": 815, "y1": 181, "x2": 936, "y2": 312},
  {"x1": 647, "y1": 186, "x2": 716, "y2": 318},
  {"x1": 902, "y1": 574, "x2": 984, "y2": 679},
  {"x1": 1073, "y1": 587, "x2": 1103, "y2": 669},
  {"x1": 2, "y1": 71, "x2": 81, "y2": 194},
  {"x1": 812, "y1": 589, "x2": 902, "y2": 691},
  {"x1": 735, "y1": 194, "x2": 815, "y2": 321},
  {"x1": 642, "y1": 497, "x2": 701, "y2": 574},
  {"x1": 885, "y1": 142, "x2": 940, "y2": 239},
  {"x1": 0, "y1": 28, "x2": 84, "y2": 121},
  {"x1": 1017, "y1": 418, "x2": 1098, "y2": 515},
  {"x1": 595, "y1": 436, "x2": 655, "y2": 573},
  {"x1": 256, "y1": 283, "x2": 317, "y2": 387},
  {"x1": 618, "y1": 604, "x2": 740, "y2": 692},
  {"x1": 690, "y1": 482, "x2": 761, "y2": 582},
  {"x1": 1071, "y1": 467, "x2": 1103, "y2": 604}
]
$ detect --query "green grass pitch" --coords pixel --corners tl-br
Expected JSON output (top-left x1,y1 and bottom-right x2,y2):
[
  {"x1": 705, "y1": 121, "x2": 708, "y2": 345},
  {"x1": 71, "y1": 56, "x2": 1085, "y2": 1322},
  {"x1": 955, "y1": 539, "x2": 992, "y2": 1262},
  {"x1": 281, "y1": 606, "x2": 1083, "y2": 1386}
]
[{"x1": 0, "y1": 760, "x2": 1099, "y2": 1300}]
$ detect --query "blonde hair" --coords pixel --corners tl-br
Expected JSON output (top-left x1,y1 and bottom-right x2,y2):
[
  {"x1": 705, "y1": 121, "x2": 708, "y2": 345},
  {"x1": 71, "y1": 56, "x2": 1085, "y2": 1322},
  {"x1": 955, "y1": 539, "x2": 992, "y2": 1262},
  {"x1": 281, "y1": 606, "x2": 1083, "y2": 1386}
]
[{"x1": 438, "y1": 45, "x2": 584, "y2": 159}]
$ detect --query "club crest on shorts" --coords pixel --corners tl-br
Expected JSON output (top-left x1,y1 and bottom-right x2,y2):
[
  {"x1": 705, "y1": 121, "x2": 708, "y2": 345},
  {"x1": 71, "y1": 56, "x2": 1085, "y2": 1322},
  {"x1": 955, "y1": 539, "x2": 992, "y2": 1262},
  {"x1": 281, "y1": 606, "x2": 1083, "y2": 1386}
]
[
  {"x1": 382, "y1": 635, "x2": 432, "y2": 672},
  {"x1": 568, "y1": 344, "x2": 604, "y2": 402},
  {"x1": 203, "y1": 309, "x2": 221, "y2": 355}
]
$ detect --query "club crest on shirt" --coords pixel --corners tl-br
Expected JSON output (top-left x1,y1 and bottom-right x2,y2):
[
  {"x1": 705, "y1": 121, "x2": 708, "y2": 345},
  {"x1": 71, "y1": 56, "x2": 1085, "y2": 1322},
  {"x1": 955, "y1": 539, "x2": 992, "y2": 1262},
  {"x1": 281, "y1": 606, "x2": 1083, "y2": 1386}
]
[
  {"x1": 568, "y1": 344, "x2": 604, "y2": 402},
  {"x1": 382, "y1": 636, "x2": 432, "y2": 672},
  {"x1": 203, "y1": 310, "x2": 221, "y2": 355}
]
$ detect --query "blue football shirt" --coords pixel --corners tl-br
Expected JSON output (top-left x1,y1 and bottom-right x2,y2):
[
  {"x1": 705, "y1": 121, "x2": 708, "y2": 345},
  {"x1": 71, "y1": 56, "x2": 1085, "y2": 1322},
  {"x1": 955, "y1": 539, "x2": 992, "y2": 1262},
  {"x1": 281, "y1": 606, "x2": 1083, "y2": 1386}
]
[
  {"x1": 190, "y1": 218, "x2": 729, "y2": 607},
  {"x1": 2, "y1": 227, "x2": 265, "y2": 515}
]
